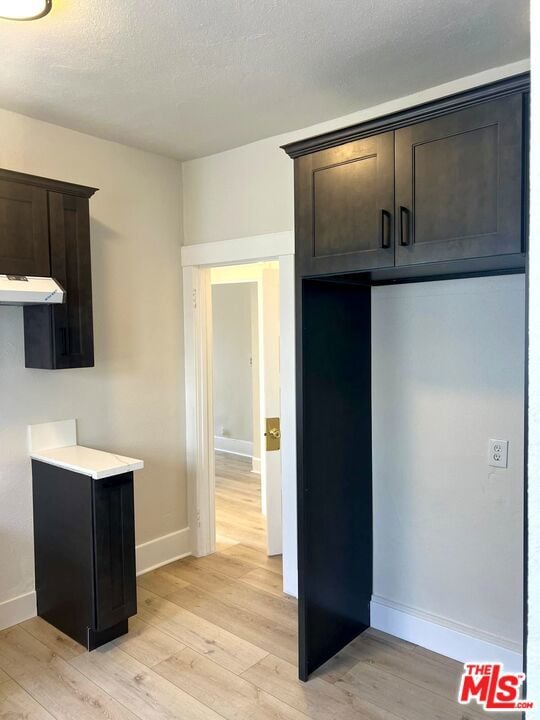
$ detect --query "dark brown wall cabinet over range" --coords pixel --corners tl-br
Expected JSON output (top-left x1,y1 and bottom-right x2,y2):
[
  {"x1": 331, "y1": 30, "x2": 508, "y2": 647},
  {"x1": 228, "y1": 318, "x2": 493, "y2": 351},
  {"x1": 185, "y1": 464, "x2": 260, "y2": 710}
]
[
  {"x1": 283, "y1": 73, "x2": 529, "y2": 681},
  {"x1": 0, "y1": 169, "x2": 97, "y2": 369}
]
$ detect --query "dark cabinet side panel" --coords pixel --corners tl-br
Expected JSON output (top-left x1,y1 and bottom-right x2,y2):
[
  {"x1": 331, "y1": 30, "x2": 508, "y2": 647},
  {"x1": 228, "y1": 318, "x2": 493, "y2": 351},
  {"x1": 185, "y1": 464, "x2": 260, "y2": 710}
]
[
  {"x1": 93, "y1": 473, "x2": 137, "y2": 631},
  {"x1": 296, "y1": 133, "x2": 394, "y2": 276},
  {"x1": 395, "y1": 93, "x2": 524, "y2": 266},
  {"x1": 32, "y1": 461, "x2": 94, "y2": 646},
  {"x1": 24, "y1": 192, "x2": 94, "y2": 369},
  {"x1": 0, "y1": 180, "x2": 49, "y2": 276},
  {"x1": 297, "y1": 278, "x2": 372, "y2": 680}
]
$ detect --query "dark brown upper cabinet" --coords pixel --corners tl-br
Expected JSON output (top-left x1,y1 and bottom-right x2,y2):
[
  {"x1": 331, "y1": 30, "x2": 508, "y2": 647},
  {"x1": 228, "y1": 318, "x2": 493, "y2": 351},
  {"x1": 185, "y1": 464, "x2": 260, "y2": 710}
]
[
  {"x1": 0, "y1": 179, "x2": 50, "y2": 277},
  {"x1": 0, "y1": 168, "x2": 97, "y2": 370},
  {"x1": 284, "y1": 73, "x2": 528, "y2": 281},
  {"x1": 295, "y1": 132, "x2": 394, "y2": 276},
  {"x1": 48, "y1": 192, "x2": 94, "y2": 369},
  {"x1": 395, "y1": 93, "x2": 524, "y2": 267}
]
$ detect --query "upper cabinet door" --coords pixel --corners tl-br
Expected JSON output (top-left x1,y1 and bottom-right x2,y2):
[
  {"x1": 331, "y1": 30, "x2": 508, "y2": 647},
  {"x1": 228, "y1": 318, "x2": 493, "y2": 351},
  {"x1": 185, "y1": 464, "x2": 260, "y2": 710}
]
[
  {"x1": 296, "y1": 132, "x2": 394, "y2": 276},
  {"x1": 49, "y1": 192, "x2": 94, "y2": 368},
  {"x1": 0, "y1": 180, "x2": 50, "y2": 276},
  {"x1": 395, "y1": 94, "x2": 524, "y2": 267}
]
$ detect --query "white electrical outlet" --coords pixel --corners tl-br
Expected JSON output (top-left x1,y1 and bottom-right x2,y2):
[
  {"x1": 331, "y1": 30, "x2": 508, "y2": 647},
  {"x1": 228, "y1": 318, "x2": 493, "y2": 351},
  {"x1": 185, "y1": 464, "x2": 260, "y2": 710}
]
[{"x1": 488, "y1": 439, "x2": 508, "y2": 468}]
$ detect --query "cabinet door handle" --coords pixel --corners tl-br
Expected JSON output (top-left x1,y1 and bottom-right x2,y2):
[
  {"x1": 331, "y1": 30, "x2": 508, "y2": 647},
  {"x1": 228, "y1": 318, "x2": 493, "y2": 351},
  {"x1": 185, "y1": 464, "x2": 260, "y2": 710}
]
[
  {"x1": 381, "y1": 209, "x2": 391, "y2": 249},
  {"x1": 60, "y1": 327, "x2": 70, "y2": 355},
  {"x1": 399, "y1": 206, "x2": 411, "y2": 246}
]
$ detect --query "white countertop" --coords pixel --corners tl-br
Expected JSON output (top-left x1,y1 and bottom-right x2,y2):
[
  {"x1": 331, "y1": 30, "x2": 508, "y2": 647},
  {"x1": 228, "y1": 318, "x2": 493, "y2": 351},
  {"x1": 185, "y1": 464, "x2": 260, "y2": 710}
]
[{"x1": 30, "y1": 445, "x2": 144, "y2": 480}]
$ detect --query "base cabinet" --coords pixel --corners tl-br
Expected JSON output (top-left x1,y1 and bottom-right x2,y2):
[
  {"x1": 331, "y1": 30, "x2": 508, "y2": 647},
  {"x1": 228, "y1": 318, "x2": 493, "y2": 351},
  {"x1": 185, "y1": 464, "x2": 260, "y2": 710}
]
[{"x1": 32, "y1": 460, "x2": 136, "y2": 649}]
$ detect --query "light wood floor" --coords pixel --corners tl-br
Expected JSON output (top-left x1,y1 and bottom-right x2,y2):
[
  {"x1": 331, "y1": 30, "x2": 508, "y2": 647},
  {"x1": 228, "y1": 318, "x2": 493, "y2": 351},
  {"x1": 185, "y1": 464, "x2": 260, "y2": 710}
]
[
  {"x1": 0, "y1": 452, "x2": 508, "y2": 719},
  {"x1": 215, "y1": 450, "x2": 267, "y2": 552}
]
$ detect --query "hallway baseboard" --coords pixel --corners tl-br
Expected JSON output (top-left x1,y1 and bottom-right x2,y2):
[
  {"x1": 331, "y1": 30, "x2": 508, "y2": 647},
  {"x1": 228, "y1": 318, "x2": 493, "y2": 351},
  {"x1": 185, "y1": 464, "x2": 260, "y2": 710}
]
[{"x1": 214, "y1": 436, "x2": 253, "y2": 458}]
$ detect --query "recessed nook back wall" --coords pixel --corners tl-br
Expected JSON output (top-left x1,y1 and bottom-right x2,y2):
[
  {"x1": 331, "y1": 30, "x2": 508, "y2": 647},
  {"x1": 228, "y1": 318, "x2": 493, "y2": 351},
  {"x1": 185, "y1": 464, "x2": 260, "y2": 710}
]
[{"x1": 372, "y1": 275, "x2": 525, "y2": 651}]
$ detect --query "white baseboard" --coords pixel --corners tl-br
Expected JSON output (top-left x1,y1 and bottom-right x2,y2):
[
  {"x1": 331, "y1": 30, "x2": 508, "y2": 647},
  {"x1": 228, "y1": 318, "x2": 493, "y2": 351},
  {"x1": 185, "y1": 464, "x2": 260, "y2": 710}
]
[
  {"x1": 370, "y1": 596, "x2": 523, "y2": 672},
  {"x1": 136, "y1": 527, "x2": 191, "y2": 576},
  {"x1": 214, "y1": 436, "x2": 253, "y2": 458},
  {"x1": 251, "y1": 456, "x2": 261, "y2": 474},
  {"x1": 0, "y1": 591, "x2": 36, "y2": 631}
]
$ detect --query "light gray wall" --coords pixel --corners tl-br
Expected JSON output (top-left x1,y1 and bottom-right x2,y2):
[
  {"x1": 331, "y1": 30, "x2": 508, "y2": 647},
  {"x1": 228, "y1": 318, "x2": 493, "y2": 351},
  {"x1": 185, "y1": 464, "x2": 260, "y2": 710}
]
[
  {"x1": 372, "y1": 276, "x2": 524, "y2": 647},
  {"x1": 212, "y1": 283, "x2": 254, "y2": 443},
  {"x1": 0, "y1": 108, "x2": 185, "y2": 607}
]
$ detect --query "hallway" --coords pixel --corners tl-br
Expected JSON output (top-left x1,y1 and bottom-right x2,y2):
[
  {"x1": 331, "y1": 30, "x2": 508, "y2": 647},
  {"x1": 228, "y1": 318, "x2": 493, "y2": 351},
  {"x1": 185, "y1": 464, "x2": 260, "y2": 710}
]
[{"x1": 214, "y1": 450, "x2": 268, "y2": 553}]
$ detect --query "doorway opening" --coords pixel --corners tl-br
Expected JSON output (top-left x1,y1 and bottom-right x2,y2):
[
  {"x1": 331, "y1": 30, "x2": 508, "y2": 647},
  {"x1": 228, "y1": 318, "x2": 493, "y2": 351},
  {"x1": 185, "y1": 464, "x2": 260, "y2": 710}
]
[
  {"x1": 181, "y1": 231, "x2": 297, "y2": 598},
  {"x1": 209, "y1": 262, "x2": 281, "y2": 560}
]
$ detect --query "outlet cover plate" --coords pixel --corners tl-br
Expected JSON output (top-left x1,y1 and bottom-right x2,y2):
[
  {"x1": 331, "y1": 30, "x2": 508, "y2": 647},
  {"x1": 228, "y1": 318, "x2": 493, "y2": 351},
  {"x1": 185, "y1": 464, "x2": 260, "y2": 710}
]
[{"x1": 488, "y1": 439, "x2": 508, "y2": 468}]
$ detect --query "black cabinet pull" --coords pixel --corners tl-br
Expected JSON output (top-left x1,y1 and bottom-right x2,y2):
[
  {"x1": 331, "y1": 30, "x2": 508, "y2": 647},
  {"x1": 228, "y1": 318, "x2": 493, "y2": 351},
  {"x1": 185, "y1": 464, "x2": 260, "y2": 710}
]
[
  {"x1": 60, "y1": 327, "x2": 70, "y2": 356},
  {"x1": 381, "y1": 209, "x2": 391, "y2": 249},
  {"x1": 399, "y1": 206, "x2": 411, "y2": 246}
]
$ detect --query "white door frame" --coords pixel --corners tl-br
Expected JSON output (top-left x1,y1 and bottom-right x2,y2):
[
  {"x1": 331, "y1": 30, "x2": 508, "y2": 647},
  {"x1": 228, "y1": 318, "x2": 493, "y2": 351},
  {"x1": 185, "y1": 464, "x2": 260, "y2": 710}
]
[{"x1": 181, "y1": 231, "x2": 298, "y2": 596}]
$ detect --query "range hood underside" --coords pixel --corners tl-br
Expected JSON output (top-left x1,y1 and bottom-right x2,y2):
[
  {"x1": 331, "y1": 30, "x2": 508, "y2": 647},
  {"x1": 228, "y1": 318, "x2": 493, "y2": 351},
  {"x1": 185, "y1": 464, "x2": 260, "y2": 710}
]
[{"x1": 0, "y1": 275, "x2": 65, "y2": 305}]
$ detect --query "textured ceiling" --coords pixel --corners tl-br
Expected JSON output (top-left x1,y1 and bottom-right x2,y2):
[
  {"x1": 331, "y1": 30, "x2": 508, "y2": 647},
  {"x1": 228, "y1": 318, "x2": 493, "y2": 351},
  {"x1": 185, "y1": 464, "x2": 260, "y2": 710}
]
[{"x1": 0, "y1": 0, "x2": 530, "y2": 160}]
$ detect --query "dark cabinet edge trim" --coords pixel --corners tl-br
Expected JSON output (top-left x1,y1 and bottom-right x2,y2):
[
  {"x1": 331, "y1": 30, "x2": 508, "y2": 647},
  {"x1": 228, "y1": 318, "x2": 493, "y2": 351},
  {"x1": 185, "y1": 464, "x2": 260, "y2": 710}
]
[
  {"x1": 0, "y1": 168, "x2": 98, "y2": 198},
  {"x1": 282, "y1": 72, "x2": 530, "y2": 159}
]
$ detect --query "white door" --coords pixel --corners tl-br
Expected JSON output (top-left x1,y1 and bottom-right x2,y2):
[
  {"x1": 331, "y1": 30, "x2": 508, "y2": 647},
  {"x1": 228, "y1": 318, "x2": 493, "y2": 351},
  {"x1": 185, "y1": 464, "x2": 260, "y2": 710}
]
[{"x1": 260, "y1": 266, "x2": 282, "y2": 556}]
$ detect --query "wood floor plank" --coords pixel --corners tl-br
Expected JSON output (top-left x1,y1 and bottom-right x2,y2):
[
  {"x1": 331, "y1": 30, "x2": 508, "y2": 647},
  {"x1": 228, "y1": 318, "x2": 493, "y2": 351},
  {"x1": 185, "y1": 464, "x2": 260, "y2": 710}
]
[
  {"x1": 113, "y1": 616, "x2": 186, "y2": 668},
  {"x1": 167, "y1": 583, "x2": 297, "y2": 664},
  {"x1": 71, "y1": 644, "x2": 224, "y2": 720},
  {"x1": 219, "y1": 543, "x2": 283, "y2": 573},
  {"x1": 242, "y1": 653, "x2": 402, "y2": 720},
  {"x1": 179, "y1": 552, "x2": 258, "y2": 579},
  {"x1": 137, "y1": 587, "x2": 268, "y2": 674},
  {"x1": 337, "y1": 661, "x2": 487, "y2": 720},
  {"x1": 215, "y1": 536, "x2": 238, "y2": 552},
  {"x1": 240, "y1": 567, "x2": 284, "y2": 597},
  {"x1": 19, "y1": 617, "x2": 86, "y2": 661},
  {"x1": 155, "y1": 647, "x2": 312, "y2": 720},
  {"x1": 161, "y1": 560, "x2": 238, "y2": 594},
  {"x1": 310, "y1": 647, "x2": 364, "y2": 684},
  {"x1": 137, "y1": 567, "x2": 190, "y2": 596},
  {"x1": 0, "y1": 678, "x2": 56, "y2": 720},
  {"x1": 342, "y1": 630, "x2": 465, "y2": 702},
  {"x1": 161, "y1": 559, "x2": 297, "y2": 630},
  {"x1": 210, "y1": 578, "x2": 297, "y2": 630},
  {"x1": 0, "y1": 626, "x2": 137, "y2": 720},
  {"x1": 0, "y1": 667, "x2": 9, "y2": 683}
]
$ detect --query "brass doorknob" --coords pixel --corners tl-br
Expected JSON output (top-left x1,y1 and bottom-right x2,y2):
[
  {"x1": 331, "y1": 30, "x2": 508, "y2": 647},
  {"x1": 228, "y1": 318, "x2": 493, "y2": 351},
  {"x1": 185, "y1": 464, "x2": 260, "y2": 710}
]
[{"x1": 266, "y1": 427, "x2": 281, "y2": 440}]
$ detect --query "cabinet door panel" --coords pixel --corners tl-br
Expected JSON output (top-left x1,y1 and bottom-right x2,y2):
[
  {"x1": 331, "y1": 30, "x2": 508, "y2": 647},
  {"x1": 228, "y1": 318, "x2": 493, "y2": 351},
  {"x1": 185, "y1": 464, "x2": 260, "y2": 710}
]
[
  {"x1": 93, "y1": 473, "x2": 137, "y2": 631},
  {"x1": 24, "y1": 193, "x2": 94, "y2": 368},
  {"x1": 49, "y1": 192, "x2": 94, "y2": 367},
  {"x1": 0, "y1": 180, "x2": 49, "y2": 276},
  {"x1": 296, "y1": 132, "x2": 394, "y2": 276},
  {"x1": 395, "y1": 94, "x2": 524, "y2": 266}
]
